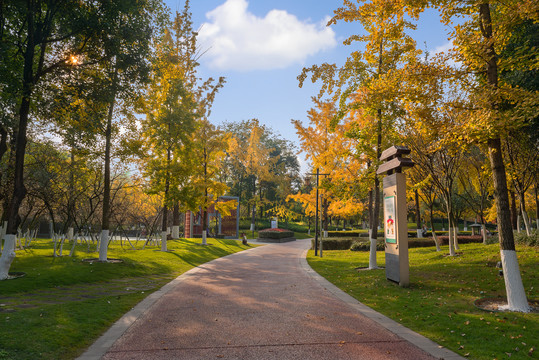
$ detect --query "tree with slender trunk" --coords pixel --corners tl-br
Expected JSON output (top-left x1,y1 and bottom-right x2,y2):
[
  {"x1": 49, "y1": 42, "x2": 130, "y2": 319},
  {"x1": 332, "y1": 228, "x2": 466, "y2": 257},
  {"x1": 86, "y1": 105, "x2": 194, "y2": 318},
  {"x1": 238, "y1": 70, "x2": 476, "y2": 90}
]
[
  {"x1": 0, "y1": 1, "x2": 109, "y2": 279},
  {"x1": 426, "y1": 0, "x2": 538, "y2": 311},
  {"x1": 299, "y1": 0, "x2": 421, "y2": 268}
]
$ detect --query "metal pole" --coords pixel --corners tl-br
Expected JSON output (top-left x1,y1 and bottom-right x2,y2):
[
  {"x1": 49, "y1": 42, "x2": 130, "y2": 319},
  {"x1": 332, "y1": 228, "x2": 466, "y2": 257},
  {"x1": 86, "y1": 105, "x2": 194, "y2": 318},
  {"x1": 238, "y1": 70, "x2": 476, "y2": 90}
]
[
  {"x1": 314, "y1": 168, "x2": 319, "y2": 256},
  {"x1": 319, "y1": 193, "x2": 323, "y2": 258}
]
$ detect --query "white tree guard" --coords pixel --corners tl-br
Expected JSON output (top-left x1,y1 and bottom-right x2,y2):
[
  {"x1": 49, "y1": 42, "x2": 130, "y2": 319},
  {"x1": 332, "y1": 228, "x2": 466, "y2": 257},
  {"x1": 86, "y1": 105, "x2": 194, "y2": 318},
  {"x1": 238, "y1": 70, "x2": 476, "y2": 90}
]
[
  {"x1": 0, "y1": 234, "x2": 16, "y2": 280},
  {"x1": 67, "y1": 227, "x2": 74, "y2": 242},
  {"x1": 161, "y1": 231, "x2": 168, "y2": 252},
  {"x1": 368, "y1": 228, "x2": 378, "y2": 270},
  {"x1": 499, "y1": 250, "x2": 530, "y2": 312},
  {"x1": 171, "y1": 225, "x2": 180, "y2": 239},
  {"x1": 202, "y1": 230, "x2": 207, "y2": 245},
  {"x1": 99, "y1": 230, "x2": 109, "y2": 262}
]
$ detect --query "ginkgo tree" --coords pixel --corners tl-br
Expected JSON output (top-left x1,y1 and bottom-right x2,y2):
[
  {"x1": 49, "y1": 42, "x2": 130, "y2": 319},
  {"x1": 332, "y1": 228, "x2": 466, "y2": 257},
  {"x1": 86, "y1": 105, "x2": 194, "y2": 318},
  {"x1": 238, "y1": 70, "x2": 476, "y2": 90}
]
[
  {"x1": 140, "y1": 1, "x2": 224, "y2": 250},
  {"x1": 228, "y1": 120, "x2": 274, "y2": 231},
  {"x1": 299, "y1": 0, "x2": 421, "y2": 268},
  {"x1": 418, "y1": 0, "x2": 539, "y2": 312},
  {"x1": 190, "y1": 119, "x2": 230, "y2": 242},
  {"x1": 292, "y1": 98, "x2": 365, "y2": 240}
]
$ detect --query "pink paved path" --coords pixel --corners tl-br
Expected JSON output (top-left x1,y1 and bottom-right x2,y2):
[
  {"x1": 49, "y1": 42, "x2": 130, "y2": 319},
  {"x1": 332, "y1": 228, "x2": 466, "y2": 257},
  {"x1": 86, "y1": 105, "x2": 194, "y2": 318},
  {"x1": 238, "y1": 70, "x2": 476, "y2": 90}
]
[{"x1": 80, "y1": 239, "x2": 464, "y2": 360}]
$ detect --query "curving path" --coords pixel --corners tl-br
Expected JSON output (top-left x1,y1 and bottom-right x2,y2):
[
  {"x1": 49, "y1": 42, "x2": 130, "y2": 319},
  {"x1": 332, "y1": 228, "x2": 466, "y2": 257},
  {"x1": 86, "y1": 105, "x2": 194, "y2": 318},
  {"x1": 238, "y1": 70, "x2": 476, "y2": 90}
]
[{"x1": 78, "y1": 239, "x2": 465, "y2": 360}]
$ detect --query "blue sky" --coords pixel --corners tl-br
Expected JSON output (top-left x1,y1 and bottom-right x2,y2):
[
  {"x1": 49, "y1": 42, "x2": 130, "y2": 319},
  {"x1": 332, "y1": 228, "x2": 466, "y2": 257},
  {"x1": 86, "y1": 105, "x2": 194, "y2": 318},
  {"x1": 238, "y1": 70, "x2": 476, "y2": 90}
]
[{"x1": 164, "y1": 0, "x2": 451, "y2": 173}]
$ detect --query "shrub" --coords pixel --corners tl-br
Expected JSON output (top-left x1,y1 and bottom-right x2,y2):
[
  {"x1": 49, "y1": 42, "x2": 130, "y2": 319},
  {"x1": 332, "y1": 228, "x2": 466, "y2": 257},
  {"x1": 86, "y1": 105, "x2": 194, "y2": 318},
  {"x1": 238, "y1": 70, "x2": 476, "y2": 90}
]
[
  {"x1": 327, "y1": 230, "x2": 382, "y2": 238},
  {"x1": 310, "y1": 238, "x2": 355, "y2": 250},
  {"x1": 258, "y1": 228, "x2": 294, "y2": 239},
  {"x1": 350, "y1": 240, "x2": 385, "y2": 252},
  {"x1": 437, "y1": 235, "x2": 483, "y2": 245},
  {"x1": 407, "y1": 238, "x2": 440, "y2": 248},
  {"x1": 514, "y1": 231, "x2": 538, "y2": 247}
]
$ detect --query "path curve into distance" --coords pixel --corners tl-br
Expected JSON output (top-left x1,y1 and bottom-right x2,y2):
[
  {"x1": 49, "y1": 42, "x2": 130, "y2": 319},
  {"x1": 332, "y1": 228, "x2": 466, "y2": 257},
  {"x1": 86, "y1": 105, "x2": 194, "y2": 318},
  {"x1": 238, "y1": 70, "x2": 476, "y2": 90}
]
[{"x1": 79, "y1": 239, "x2": 464, "y2": 360}]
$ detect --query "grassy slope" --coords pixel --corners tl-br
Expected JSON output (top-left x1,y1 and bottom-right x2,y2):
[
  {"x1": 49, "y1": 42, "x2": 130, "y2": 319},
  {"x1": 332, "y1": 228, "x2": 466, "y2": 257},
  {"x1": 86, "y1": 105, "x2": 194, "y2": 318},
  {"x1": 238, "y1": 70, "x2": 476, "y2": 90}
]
[
  {"x1": 307, "y1": 243, "x2": 538, "y2": 359},
  {"x1": 0, "y1": 238, "x2": 253, "y2": 360}
]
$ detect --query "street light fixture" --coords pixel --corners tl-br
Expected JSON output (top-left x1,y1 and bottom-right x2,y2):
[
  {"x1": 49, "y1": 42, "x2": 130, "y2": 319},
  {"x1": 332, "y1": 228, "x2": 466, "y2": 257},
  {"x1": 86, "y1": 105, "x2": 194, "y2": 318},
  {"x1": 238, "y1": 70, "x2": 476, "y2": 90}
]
[{"x1": 308, "y1": 168, "x2": 329, "y2": 257}]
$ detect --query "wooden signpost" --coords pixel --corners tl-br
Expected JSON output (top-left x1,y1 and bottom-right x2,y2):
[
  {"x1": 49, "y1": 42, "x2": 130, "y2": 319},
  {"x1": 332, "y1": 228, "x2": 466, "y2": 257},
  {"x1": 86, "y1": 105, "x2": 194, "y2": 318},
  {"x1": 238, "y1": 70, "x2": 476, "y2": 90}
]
[{"x1": 377, "y1": 146, "x2": 415, "y2": 287}]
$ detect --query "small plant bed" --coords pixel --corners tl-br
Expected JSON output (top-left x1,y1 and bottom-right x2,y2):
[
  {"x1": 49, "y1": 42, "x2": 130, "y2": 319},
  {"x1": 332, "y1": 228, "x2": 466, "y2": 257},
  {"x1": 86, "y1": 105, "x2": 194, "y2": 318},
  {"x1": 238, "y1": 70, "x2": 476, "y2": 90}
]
[
  {"x1": 257, "y1": 228, "x2": 295, "y2": 243},
  {"x1": 307, "y1": 243, "x2": 539, "y2": 359}
]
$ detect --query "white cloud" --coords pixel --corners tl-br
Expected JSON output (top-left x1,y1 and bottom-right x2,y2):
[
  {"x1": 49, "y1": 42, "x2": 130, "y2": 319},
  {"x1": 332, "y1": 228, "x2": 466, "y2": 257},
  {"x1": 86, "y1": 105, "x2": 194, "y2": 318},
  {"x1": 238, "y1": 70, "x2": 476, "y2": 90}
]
[
  {"x1": 198, "y1": 0, "x2": 337, "y2": 71},
  {"x1": 432, "y1": 41, "x2": 453, "y2": 55},
  {"x1": 432, "y1": 41, "x2": 460, "y2": 68}
]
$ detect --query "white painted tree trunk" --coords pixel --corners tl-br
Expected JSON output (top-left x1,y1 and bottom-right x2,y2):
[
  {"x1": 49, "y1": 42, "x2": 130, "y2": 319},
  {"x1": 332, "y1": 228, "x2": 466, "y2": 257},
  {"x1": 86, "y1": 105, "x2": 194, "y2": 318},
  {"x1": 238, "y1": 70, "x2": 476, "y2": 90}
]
[
  {"x1": 368, "y1": 228, "x2": 378, "y2": 270},
  {"x1": 58, "y1": 235, "x2": 65, "y2": 256},
  {"x1": 171, "y1": 225, "x2": 180, "y2": 239},
  {"x1": 202, "y1": 230, "x2": 207, "y2": 245},
  {"x1": 161, "y1": 231, "x2": 168, "y2": 252},
  {"x1": 69, "y1": 233, "x2": 78, "y2": 257},
  {"x1": 453, "y1": 225, "x2": 460, "y2": 250},
  {"x1": 517, "y1": 215, "x2": 521, "y2": 233},
  {"x1": 416, "y1": 229, "x2": 423, "y2": 238},
  {"x1": 0, "y1": 234, "x2": 16, "y2": 280},
  {"x1": 432, "y1": 231, "x2": 441, "y2": 251},
  {"x1": 448, "y1": 226, "x2": 456, "y2": 256},
  {"x1": 67, "y1": 227, "x2": 74, "y2": 242},
  {"x1": 99, "y1": 230, "x2": 109, "y2": 262},
  {"x1": 521, "y1": 210, "x2": 531, "y2": 236},
  {"x1": 53, "y1": 234, "x2": 58, "y2": 257},
  {"x1": 481, "y1": 224, "x2": 488, "y2": 244},
  {"x1": 499, "y1": 250, "x2": 530, "y2": 312}
]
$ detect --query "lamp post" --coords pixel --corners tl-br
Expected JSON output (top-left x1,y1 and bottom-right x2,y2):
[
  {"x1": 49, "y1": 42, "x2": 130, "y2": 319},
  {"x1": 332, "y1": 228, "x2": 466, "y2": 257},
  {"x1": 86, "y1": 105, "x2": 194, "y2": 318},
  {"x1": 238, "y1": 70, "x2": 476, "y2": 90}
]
[{"x1": 309, "y1": 168, "x2": 329, "y2": 256}]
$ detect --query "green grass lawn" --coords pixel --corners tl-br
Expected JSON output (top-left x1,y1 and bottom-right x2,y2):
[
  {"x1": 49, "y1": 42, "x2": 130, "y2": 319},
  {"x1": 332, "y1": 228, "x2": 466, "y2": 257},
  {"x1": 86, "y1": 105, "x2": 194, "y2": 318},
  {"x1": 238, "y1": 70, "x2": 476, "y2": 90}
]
[
  {"x1": 0, "y1": 237, "x2": 254, "y2": 360},
  {"x1": 307, "y1": 243, "x2": 539, "y2": 360}
]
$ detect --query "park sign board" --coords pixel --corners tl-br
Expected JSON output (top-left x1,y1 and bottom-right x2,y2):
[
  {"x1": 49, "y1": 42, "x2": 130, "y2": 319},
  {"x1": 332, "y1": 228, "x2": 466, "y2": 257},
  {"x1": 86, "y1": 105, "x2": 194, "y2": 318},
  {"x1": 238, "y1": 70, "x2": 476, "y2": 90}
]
[{"x1": 377, "y1": 146, "x2": 415, "y2": 287}]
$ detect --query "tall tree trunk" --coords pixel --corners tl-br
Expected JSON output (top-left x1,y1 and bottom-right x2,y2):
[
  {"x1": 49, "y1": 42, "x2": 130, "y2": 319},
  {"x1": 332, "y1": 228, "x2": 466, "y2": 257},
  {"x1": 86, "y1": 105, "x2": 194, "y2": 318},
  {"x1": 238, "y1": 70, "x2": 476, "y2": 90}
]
[
  {"x1": 535, "y1": 184, "x2": 539, "y2": 231},
  {"x1": 250, "y1": 177, "x2": 256, "y2": 232},
  {"x1": 0, "y1": 125, "x2": 7, "y2": 165},
  {"x1": 519, "y1": 192, "x2": 531, "y2": 236},
  {"x1": 510, "y1": 190, "x2": 518, "y2": 230},
  {"x1": 1, "y1": 7, "x2": 37, "y2": 277},
  {"x1": 369, "y1": 109, "x2": 382, "y2": 269},
  {"x1": 99, "y1": 70, "x2": 118, "y2": 261},
  {"x1": 65, "y1": 150, "x2": 75, "y2": 234},
  {"x1": 447, "y1": 211, "x2": 456, "y2": 256},
  {"x1": 172, "y1": 202, "x2": 180, "y2": 239},
  {"x1": 415, "y1": 189, "x2": 422, "y2": 238},
  {"x1": 429, "y1": 205, "x2": 441, "y2": 251},
  {"x1": 481, "y1": 2, "x2": 529, "y2": 312},
  {"x1": 161, "y1": 146, "x2": 171, "y2": 251}
]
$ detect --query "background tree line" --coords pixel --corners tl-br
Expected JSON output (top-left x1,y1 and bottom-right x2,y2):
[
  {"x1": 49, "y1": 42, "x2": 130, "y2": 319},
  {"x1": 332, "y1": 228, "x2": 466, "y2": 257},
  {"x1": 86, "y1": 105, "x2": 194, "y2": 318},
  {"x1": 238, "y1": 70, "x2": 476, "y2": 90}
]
[{"x1": 0, "y1": 1, "x2": 301, "y2": 277}]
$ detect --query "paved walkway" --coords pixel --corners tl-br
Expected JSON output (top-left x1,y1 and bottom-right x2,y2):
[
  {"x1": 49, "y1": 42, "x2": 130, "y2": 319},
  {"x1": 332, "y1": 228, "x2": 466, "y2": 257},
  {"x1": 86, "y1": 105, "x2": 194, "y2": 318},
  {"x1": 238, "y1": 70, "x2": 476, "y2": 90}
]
[{"x1": 78, "y1": 239, "x2": 465, "y2": 360}]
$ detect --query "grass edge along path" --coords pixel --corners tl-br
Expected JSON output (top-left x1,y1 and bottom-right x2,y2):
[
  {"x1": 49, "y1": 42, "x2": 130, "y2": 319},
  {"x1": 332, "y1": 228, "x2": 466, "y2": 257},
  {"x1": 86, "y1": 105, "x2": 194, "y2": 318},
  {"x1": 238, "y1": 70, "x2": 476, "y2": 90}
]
[
  {"x1": 307, "y1": 243, "x2": 538, "y2": 360},
  {"x1": 0, "y1": 238, "x2": 255, "y2": 360}
]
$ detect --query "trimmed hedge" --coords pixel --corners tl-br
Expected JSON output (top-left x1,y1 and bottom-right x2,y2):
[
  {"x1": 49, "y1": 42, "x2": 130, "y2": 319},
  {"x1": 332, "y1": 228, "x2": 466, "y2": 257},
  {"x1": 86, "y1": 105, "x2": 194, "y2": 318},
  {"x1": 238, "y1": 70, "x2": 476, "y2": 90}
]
[
  {"x1": 350, "y1": 241, "x2": 385, "y2": 251},
  {"x1": 437, "y1": 235, "x2": 483, "y2": 245},
  {"x1": 327, "y1": 230, "x2": 383, "y2": 238},
  {"x1": 258, "y1": 228, "x2": 294, "y2": 239},
  {"x1": 311, "y1": 238, "x2": 355, "y2": 250},
  {"x1": 311, "y1": 235, "x2": 485, "y2": 252}
]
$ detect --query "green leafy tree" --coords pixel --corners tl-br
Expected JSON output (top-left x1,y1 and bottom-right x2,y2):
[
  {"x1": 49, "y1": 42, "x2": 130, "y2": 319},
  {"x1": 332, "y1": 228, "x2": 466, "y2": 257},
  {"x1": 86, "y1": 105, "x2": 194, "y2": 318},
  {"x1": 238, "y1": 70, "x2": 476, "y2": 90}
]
[{"x1": 299, "y1": 0, "x2": 421, "y2": 268}]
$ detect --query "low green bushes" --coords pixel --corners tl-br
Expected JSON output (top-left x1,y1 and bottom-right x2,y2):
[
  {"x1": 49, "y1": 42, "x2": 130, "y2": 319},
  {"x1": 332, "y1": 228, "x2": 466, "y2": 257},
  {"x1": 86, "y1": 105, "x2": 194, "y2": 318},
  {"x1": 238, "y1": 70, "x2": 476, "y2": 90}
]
[
  {"x1": 327, "y1": 230, "x2": 383, "y2": 238},
  {"x1": 311, "y1": 238, "x2": 356, "y2": 250},
  {"x1": 350, "y1": 240, "x2": 385, "y2": 251},
  {"x1": 514, "y1": 230, "x2": 538, "y2": 247},
  {"x1": 258, "y1": 228, "x2": 294, "y2": 239},
  {"x1": 437, "y1": 235, "x2": 483, "y2": 245}
]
